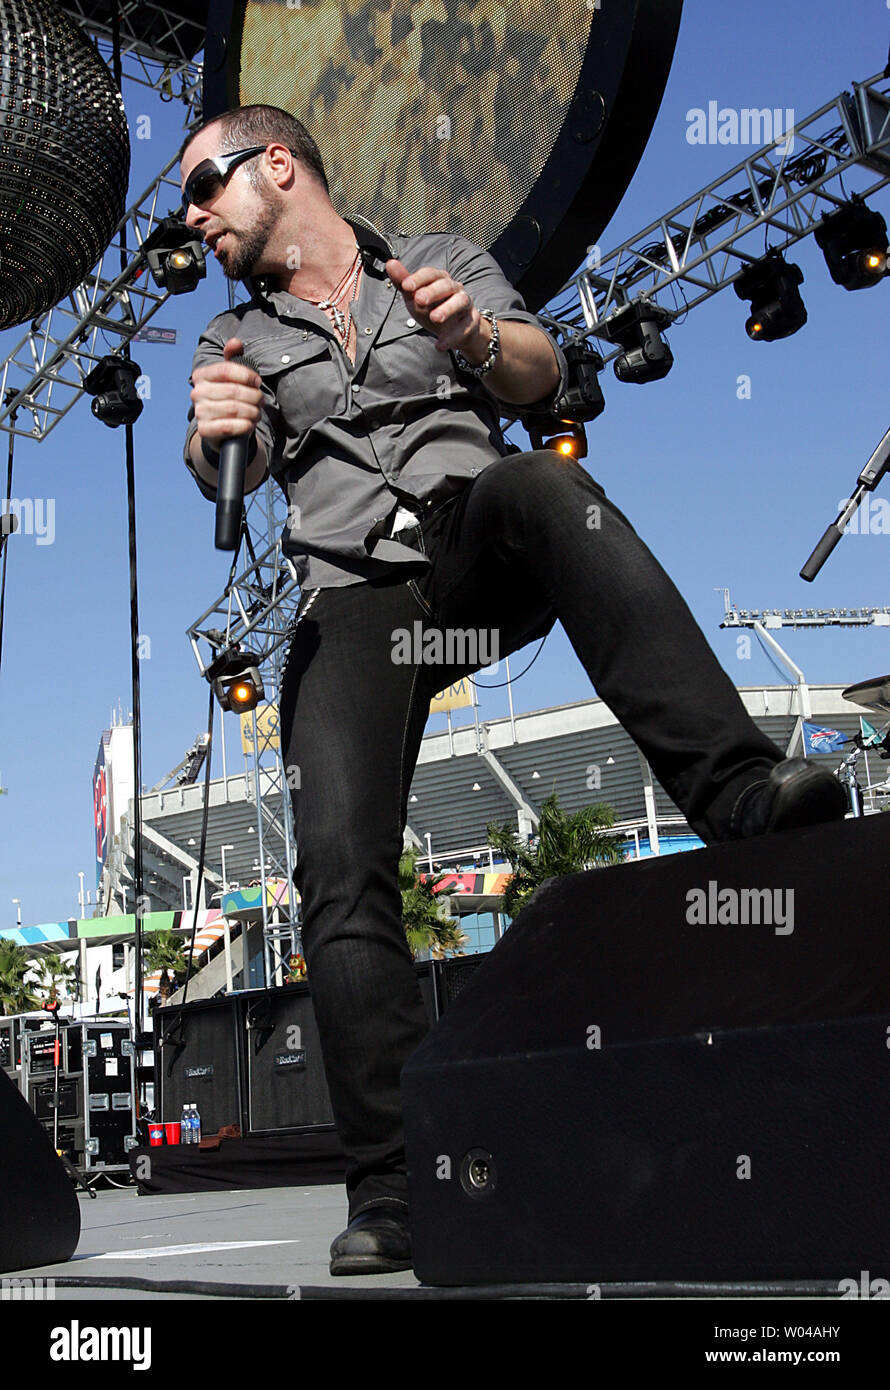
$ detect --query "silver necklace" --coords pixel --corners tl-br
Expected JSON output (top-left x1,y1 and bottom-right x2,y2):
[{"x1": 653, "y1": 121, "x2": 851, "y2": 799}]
[{"x1": 306, "y1": 245, "x2": 362, "y2": 342}]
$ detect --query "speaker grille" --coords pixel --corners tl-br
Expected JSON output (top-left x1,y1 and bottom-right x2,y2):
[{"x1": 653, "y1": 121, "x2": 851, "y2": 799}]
[
  {"x1": 0, "y1": 0, "x2": 131, "y2": 329},
  {"x1": 204, "y1": 0, "x2": 683, "y2": 306},
  {"x1": 239, "y1": 0, "x2": 590, "y2": 249}
]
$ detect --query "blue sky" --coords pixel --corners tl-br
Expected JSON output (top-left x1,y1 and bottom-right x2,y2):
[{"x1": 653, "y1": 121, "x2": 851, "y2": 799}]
[{"x1": 1, "y1": 0, "x2": 888, "y2": 927}]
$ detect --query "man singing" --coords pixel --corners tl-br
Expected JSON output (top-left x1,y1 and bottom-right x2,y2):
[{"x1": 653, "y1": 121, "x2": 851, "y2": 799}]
[{"x1": 181, "y1": 106, "x2": 846, "y2": 1276}]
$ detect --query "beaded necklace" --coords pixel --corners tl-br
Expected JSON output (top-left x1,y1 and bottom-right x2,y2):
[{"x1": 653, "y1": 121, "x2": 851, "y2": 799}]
[{"x1": 302, "y1": 243, "x2": 363, "y2": 347}]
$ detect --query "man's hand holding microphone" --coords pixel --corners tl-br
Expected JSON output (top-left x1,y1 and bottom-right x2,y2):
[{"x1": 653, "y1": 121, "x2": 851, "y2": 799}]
[{"x1": 188, "y1": 336, "x2": 267, "y2": 549}]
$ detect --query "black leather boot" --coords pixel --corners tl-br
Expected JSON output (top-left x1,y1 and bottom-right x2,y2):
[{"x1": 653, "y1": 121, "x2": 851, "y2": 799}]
[
  {"x1": 729, "y1": 757, "x2": 848, "y2": 838},
  {"x1": 329, "y1": 1206, "x2": 413, "y2": 1276}
]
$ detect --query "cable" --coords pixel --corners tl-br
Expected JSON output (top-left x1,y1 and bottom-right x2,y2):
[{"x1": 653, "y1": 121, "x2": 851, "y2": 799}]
[
  {"x1": 106, "y1": 1, "x2": 147, "y2": 1044},
  {"x1": 753, "y1": 626, "x2": 803, "y2": 686},
  {"x1": 106, "y1": 4, "x2": 239, "y2": 1059},
  {"x1": 470, "y1": 636, "x2": 549, "y2": 689},
  {"x1": 0, "y1": 395, "x2": 18, "y2": 679},
  {"x1": 161, "y1": 533, "x2": 244, "y2": 1065}
]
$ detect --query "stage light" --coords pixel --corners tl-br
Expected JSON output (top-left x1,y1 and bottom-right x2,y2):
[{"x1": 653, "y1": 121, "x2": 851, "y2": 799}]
[
  {"x1": 601, "y1": 302, "x2": 674, "y2": 384},
  {"x1": 553, "y1": 342, "x2": 606, "y2": 421},
  {"x1": 543, "y1": 424, "x2": 588, "y2": 460},
  {"x1": 734, "y1": 251, "x2": 807, "y2": 341},
  {"x1": 207, "y1": 647, "x2": 266, "y2": 713},
  {"x1": 220, "y1": 670, "x2": 264, "y2": 714},
  {"x1": 142, "y1": 217, "x2": 206, "y2": 296},
  {"x1": 814, "y1": 198, "x2": 889, "y2": 291},
  {"x1": 0, "y1": 512, "x2": 19, "y2": 553},
  {"x1": 520, "y1": 340, "x2": 602, "y2": 455},
  {"x1": 83, "y1": 356, "x2": 144, "y2": 428},
  {"x1": 230, "y1": 679, "x2": 260, "y2": 710}
]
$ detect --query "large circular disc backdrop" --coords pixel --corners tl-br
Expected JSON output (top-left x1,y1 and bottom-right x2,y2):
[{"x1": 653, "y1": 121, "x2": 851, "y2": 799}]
[{"x1": 201, "y1": 0, "x2": 683, "y2": 310}]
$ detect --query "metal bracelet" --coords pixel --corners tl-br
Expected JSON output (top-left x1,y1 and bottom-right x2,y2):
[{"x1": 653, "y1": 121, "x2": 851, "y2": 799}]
[{"x1": 454, "y1": 309, "x2": 500, "y2": 377}]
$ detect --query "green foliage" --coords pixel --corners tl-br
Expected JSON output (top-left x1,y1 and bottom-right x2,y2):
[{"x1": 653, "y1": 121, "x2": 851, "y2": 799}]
[
  {"x1": 399, "y1": 846, "x2": 469, "y2": 959},
  {"x1": 0, "y1": 940, "x2": 41, "y2": 1016},
  {"x1": 144, "y1": 929, "x2": 190, "y2": 978},
  {"x1": 487, "y1": 788, "x2": 624, "y2": 920},
  {"x1": 34, "y1": 951, "x2": 78, "y2": 1005}
]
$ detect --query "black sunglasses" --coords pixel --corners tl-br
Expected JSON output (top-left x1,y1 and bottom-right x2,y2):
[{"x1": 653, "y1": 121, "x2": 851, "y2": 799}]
[{"x1": 181, "y1": 145, "x2": 296, "y2": 213}]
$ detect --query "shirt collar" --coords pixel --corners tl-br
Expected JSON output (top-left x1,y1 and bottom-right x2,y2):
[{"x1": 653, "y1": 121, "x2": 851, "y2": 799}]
[{"x1": 246, "y1": 214, "x2": 396, "y2": 301}]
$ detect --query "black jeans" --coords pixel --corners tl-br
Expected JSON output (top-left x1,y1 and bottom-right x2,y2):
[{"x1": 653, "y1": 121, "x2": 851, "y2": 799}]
[{"x1": 278, "y1": 450, "x2": 783, "y2": 1219}]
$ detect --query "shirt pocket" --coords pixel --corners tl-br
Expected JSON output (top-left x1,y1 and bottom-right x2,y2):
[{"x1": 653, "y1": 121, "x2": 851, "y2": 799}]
[
  {"x1": 247, "y1": 333, "x2": 341, "y2": 438},
  {"x1": 374, "y1": 315, "x2": 444, "y2": 394}
]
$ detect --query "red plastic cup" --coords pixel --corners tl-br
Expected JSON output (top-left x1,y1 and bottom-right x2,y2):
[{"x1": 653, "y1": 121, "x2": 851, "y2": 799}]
[
  {"x1": 164, "y1": 1122, "x2": 181, "y2": 1146},
  {"x1": 148, "y1": 1124, "x2": 165, "y2": 1147}
]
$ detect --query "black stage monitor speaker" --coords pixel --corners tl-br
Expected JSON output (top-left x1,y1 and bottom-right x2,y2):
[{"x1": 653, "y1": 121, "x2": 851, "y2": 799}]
[
  {"x1": 245, "y1": 983, "x2": 336, "y2": 1135},
  {"x1": 432, "y1": 953, "x2": 485, "y2": 1014},
  {"x1": 200, "y1": 0, "x2": 683, "y2": 309},
  {"x1": 403, "y1": 812, "x2": 890, "y2": 1286},
  {"x1": 0, "y1": 1067, "x2": 81, "y2": 1273},
  {"x1": 155, "y1": 996, "x2": 243, "y2": 1136},
  {"x1": 246, "y1": 963, "x2": 437, "y2": 1134},
  {"x1": 156, "y1": 965, "x2": 438, "y2": 1139}
]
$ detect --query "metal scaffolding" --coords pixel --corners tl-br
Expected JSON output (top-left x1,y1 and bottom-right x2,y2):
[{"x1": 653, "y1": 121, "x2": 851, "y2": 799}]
[
  {"x1": 4, "y1": 16, "x2": 890, "y2": 981},
  {"x1": 186, "y1": 477, "x2": 302, "y2": 983},
  {"x1": 540, "y1": 73, "x2": 890, "y2": 352}
]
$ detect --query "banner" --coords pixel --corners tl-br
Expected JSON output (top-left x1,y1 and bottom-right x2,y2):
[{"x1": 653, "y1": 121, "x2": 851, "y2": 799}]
[
  {"x1": 241, "y1": 702, "x2": 281, "y2": 755},
  {"x1": 92, "y1": 732, "x2": 110, "y2": 875},
  {"x1": 92, "y1": 721, "x2": 134, "y2": 885},
  {"x1": 132, "y1": 326, "x2": 177, "y2": 344},
  {"x1": 430, "y1": 679, "x2": 473, "y2": 714}
]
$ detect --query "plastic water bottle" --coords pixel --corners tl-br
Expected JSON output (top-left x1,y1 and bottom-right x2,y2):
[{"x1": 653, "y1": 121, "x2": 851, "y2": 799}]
[
  {"x1": 181, "y1": 1102, "x2": 191, "y2": 1145},
  {"x1": 192, "y1": 1104, "x2": 201, "y2": 1144}
]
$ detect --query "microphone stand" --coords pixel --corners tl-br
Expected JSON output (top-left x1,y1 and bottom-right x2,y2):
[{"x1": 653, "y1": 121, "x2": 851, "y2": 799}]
[{"x1": 800, "y1": 424, "x2": 890, "y2": 581}]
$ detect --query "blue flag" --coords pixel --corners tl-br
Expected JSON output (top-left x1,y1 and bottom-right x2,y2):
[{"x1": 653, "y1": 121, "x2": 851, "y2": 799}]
[{"x1": 802, "y1": 722, "x2": 848, "y2": 755}]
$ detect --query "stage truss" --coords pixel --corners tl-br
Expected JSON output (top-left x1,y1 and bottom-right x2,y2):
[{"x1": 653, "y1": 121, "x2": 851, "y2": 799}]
[{"x1": 3, "y1": 12, "x2": 890, "y2": 981}]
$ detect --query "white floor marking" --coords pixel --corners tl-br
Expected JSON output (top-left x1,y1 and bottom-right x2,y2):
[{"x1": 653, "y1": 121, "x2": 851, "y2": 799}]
[{"x1": 94, "y1": 1240, "x2": 299, "y2": 1260}]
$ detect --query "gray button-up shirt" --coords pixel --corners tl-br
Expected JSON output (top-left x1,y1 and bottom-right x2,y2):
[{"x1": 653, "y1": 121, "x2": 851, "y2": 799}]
[{"x1": 184, "y1": 214, "x2": 568, "y2": 589}]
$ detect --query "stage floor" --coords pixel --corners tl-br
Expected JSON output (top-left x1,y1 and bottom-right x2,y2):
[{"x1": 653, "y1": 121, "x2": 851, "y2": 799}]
[
  {"x1": 11, "y1": 1181, "x2": 848, "y2": 1301},
  {"x1": 17, "y1": 1182, "x2": 420, "y2": 1298}
]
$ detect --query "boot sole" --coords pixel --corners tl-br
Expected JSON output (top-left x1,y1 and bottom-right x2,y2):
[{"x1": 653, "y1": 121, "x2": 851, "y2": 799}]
[{"x1": 329, "y1": 1253, "x2": 414, "y2": 1276}]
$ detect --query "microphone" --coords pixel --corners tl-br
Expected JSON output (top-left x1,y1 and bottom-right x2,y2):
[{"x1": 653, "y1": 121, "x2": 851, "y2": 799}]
[
  {"x1": 215, "y1": 348, "x2": 262, "y2": 551},
  {"x1": 800, "y1": 423, "x2": 890, "y2": 581}
]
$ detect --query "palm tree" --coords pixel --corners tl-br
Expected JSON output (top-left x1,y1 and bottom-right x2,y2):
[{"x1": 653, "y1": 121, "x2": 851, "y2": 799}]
[
  {"x1": 145, "y1": 930, "x2": 190, "y2": 1004},
  {"x1": 399, "y1": 847, "x2": 469, "y2": 960},
  {"x1": 487, "y1": 787, "x2": 625, "y2": 921},
  {"x1": 0, "y1": 940, "x2": 41, "y2": 1016},
  {"x1": 145, "y1": 929, "x2": 189, "y2": 976},
  {"x1": 34, "y1": 951, "x2": 77, "y2": 1005}
]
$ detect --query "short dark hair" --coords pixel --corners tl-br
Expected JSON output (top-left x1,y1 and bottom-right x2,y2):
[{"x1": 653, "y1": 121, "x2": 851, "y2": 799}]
[{"x1": 177, "y1": 105, "x2": 329, "y2": 197}]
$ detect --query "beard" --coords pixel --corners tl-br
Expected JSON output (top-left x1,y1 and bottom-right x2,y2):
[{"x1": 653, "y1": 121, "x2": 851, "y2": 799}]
[{"x1": 215, "y1": 177, "x2": 282, "y2": 281}]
